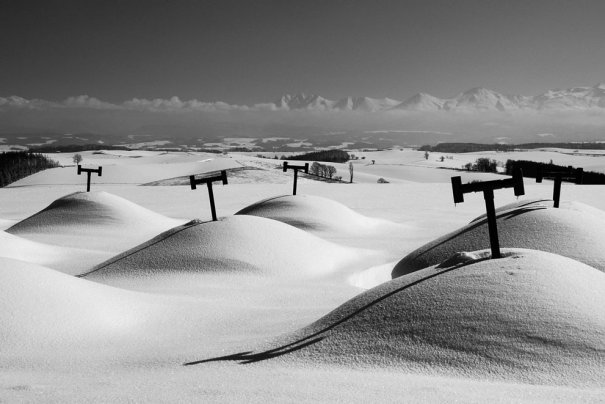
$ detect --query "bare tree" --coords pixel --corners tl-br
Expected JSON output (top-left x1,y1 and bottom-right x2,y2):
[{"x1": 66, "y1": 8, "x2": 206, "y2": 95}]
[
  {"x1": 73, "y1": 153, "x2": 83, "y2": 165},
  {"x1": 349, "y1": 162, "x2": 354, "y2": 183}
]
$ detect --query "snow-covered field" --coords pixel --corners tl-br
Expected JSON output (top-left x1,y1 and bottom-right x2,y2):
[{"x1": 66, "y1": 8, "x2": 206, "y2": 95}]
[{"x1": 1, "y1": 149, "x2": 604, "y2": 402}]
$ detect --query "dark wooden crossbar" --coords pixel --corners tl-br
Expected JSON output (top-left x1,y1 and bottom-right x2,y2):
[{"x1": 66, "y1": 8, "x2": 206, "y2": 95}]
[
  {"x1": 451, "y1": 168, "x2": 525, "y2": 259},
  {"x1": 536, "y1": 166, "x2": 583, "y2": 208},
  {"x1": 283, "y1": 162, "x2": 309, "y2": 195},
  {"x1": 77, "y1": 165, "x2": 102, "y2": 192},
  {"x1": 189, "y1": 170, "x2": 228, "y2": 221}
]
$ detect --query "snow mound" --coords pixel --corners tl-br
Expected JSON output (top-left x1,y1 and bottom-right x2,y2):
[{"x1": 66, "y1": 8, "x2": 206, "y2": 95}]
[
  {"x1": 235, "y1": 194, "x2": 394, "y2": 234},
  {"x1": 226, "y1": 249, "x2": 605, "y2": 386},
  {"x1": 83, "y1": 215, "x2": 370, "y2": 280},
  {"x1": 0, "y1": 231, "x2": 105, "y2": 275},
  {"x1": 0, "y1": 257, "x2": 173, "y2": 352},
  {"x1": 7, "y1": 191, "x2": 184, "y2": 252},
  {"x1": 392, "y1": 201, "x2": 605, "y2": 277}
]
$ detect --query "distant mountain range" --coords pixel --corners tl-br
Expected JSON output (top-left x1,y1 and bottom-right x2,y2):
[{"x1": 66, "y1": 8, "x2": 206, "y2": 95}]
[
  {"x1": 2, "y1": 83, "x2": 605, "y2": 113},
  {"x1": 274, "y1": 83, "x2": 605, "y2": 112}
]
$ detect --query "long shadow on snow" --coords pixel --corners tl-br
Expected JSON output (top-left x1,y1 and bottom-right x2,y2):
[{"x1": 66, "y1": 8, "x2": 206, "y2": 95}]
[{"x1": 184, "y1": 257, "x2": 489, "y2": 366}]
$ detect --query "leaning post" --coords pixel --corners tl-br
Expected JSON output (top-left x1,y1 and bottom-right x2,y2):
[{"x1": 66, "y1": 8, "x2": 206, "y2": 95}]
[
  {"x1": 451, "y1": 168, "x2": 525, "y2": 259},
  {"x1": 77, "y1": 165, "x2": 102, "y2": 192},
  {"x1": 189, "y1": 170, "x2": 228, "y2": 221},
  {"x1": 283, "y1": 162, "x2": 309, "y2": 195}
]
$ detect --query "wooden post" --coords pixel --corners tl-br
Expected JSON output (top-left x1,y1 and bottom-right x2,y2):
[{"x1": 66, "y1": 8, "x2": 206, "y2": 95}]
[
  {"x1": 283, "y1": 162, "x2": 309, "y2": 195},
  {"x1": 77, "y1": 165, "x2": 102, "y2": 192},
  {"x1": 189, "y1": 170, "x2": 228, "y2": 221},
  {"x1": 451, "y1": 168, "x2": 524, "y2": 259},
  {"x1": 536, "y1": 165, "x2": 583, "y2": 208}
]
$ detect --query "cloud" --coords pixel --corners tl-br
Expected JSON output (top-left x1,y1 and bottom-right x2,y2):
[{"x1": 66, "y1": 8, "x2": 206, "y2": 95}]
[
  {"x1": 122, "y1": 96, "x2": 247, "y2": 112},
  {"x1": 63, "y1": 95, "x2": 118, "y2": 109}
]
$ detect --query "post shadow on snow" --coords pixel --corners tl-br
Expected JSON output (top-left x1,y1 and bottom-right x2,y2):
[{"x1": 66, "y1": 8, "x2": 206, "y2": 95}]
[
  {"x1": 469, "y1": 199, "x2": 551, "y2": 223},
  {"x1": 183, "y1": 257, "x2": 489, "y2": 367}
]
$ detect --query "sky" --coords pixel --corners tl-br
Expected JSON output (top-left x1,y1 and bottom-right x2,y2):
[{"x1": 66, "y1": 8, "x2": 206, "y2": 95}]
[{"x1": 1, "y1": 0, "x2": 605, "y2": 105}]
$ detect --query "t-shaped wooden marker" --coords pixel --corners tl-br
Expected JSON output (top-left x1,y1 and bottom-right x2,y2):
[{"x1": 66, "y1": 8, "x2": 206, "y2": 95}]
[
  {"x1": 451, "y1": 168, "x2": 525, "y2": 259},
  {"x1": 283, "y1": 162, "x2": 309, "y2": 195},
  {"x1": 77, "y1": 165, "x2": 102, "y2": 192},
  {"x1": 536, "y1": 165, "x2": 583, "y2": 208},
  {"x1": 189, "y1": 170, "x2": 228, "y2": 221}
]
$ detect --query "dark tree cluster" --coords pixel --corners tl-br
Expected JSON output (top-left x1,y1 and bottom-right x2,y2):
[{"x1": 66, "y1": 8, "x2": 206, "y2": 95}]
[
  {"x1": 0, "y1": 151, "x2": 60, "y2": 187},
  {"x1": 463, "y1": 158, "x2": 499, "y2": 173},
  {"x1": 287, "y1": 149, "x2": 350, "y2": 163},
  {"x1": 420, "y1": 143, "x2": 515, "y2": 153},
  {"x1": 309, "y1": 162, "x2": 337, "y2": 179},
  {"x1": 505, "y1": 160, "x2": 605, "y2": 184}
]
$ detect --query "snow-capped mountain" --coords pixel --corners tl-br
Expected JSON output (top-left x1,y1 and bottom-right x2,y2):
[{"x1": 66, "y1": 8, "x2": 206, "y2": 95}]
[
  {"x1": 2, "y1": 84, "x2": 605, "y2": 114},
  {"x1": 274, "y1": 84, "x2": 605, "y2": 112},
  {"x1": 393, "y1": 93, "x2": 445, "y2": 111},
  {"x1": 443, "y1": 87, "x2": 521, "y2": 111},
  {"x1": 534, "y1": 83, "x2": 605, "y2": 110},
  {"x1": 274, "y1": 93, "x2": 336, "y2": 110}
]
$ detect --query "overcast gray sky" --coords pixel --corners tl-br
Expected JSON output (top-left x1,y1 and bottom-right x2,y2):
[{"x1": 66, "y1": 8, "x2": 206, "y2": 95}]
[{"x1": 2, "y1": 0, "x2": 604, "y2": 104}]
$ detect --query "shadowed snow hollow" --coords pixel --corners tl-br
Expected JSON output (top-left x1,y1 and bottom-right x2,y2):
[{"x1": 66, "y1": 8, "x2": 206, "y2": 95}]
[
  {"x1": 235, "y1": 194, "x2": 397, "y2": 235},
  {"x1": 392, "y1": 199, "x2": 605, "y2": 277},
  {"x1": 83, "y1": 215, "x2": 374, "y2": 281},
  {"x1": 7, "y1": 191, "x2": 184, "y2": 252},
  {"x1": 210, "y1": 249, "x2": 605, "y2": 386},
  {"x1": 0, "y1": 231, "x2": 106, "y2": 275}
]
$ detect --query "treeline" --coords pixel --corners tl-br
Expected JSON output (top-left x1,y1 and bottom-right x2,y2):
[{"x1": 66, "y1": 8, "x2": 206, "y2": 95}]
[
  {"x1": 30, "y1": 144, "x2": 130, "y2": 153},
  {"x1": 0, "y1": 151, "x2": 60, "y2": 187},
  {"x1": 420, "y1": 142, "x2": 605, "y2": 153},
  {"x1": 505, "y1": 160, "x2": 605, "y2": 184},
  {"x1": 288, "y1": 149, "x2": 350, "y2": 163},
  {"x1": 420, "y1": 143, "x2": 515, "y2": 153}
]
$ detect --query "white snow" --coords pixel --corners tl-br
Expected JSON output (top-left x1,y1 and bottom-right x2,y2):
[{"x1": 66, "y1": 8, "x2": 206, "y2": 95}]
[{"x1": 0, "y1": 148, "x2": 604, "y2": 402}]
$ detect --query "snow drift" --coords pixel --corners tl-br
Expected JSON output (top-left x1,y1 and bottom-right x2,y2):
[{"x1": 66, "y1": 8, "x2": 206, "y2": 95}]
[
  {"x1": 392, "y1": 199, "x2": 605, "y2": 277},
  {"x1": 235, "y1": 194, "x2": 395, "y2": 235},
  {"x1": 7, "y1": 191, "x2": 184, "y2": 252},
  {"x1": 211, "y1": 249, "x2": 605, "y2": 386},
  {"x1": 83, "y1": 215, "x2": 372, "y2": 281}
]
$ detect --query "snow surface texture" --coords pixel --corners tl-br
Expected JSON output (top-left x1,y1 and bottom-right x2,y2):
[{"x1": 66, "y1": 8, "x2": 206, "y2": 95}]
[
  {"x1": 83, "y1": 215, "x2": 375, "y2": 281},
  {"x1": 0, "y1": 230, "x2": 106, "y2": 275},
  {"x1": 0, "y1": 257, "x2": 178, "y2": 353},
  {"x1": 8, "y1": 153, "x2": 241, "y2": 187},
  {"x1": 2, "y1": 149, "x2": 605, "y2": 402},
  {"x1": 202, "y1": 249, "x2": 605, "y2": 387},
  {"x1": 235, "y1": 194, "x2": 397, "y2": 235},
  {"x1": 7, "y1": 191, "x2": 184, "y2": 253},
  {"x1": 392, "y1": 198, "x2": 605, "y2": 277}
]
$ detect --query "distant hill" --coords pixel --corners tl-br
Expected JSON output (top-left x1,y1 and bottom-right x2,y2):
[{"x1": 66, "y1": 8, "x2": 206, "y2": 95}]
[{"x1": 419, "y1": 142, "x2": 605, "y2": 153}]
